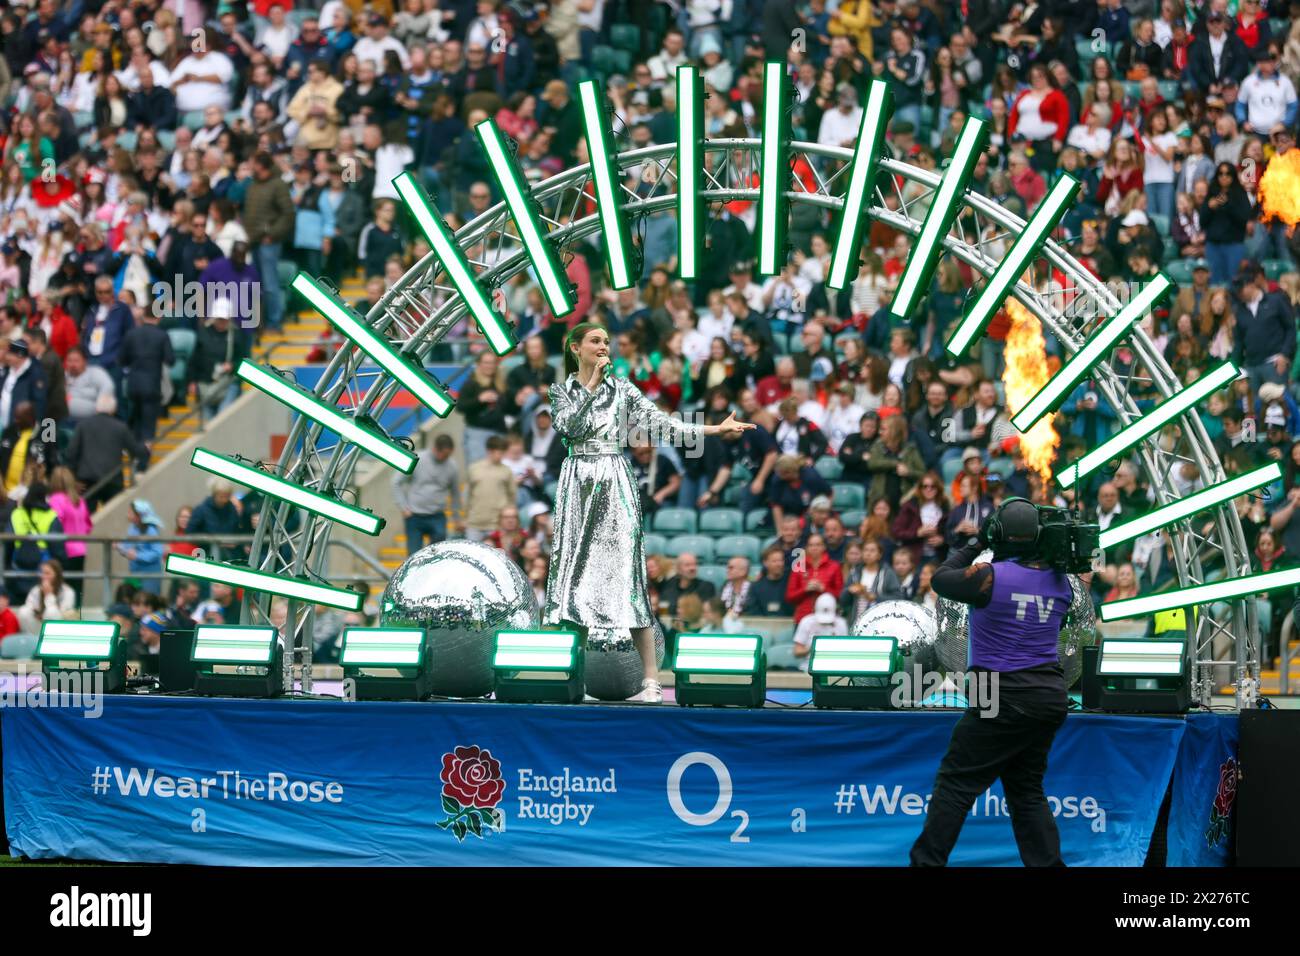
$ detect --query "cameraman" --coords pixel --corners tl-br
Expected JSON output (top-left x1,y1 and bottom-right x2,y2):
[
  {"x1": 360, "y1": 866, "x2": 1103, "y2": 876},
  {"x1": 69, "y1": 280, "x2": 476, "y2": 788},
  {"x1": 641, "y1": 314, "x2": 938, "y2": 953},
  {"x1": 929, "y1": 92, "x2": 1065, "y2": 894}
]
[{"x1": 910, "y1": 499, "x2": 1073, "y2": 867}]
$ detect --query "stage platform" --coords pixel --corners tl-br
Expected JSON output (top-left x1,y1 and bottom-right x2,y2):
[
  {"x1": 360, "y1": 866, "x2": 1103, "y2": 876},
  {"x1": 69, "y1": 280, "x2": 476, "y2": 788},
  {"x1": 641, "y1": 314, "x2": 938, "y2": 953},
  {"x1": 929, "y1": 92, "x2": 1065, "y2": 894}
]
[{"x1": 0, "y1": 693, "x2": 1239, "y2": 866}]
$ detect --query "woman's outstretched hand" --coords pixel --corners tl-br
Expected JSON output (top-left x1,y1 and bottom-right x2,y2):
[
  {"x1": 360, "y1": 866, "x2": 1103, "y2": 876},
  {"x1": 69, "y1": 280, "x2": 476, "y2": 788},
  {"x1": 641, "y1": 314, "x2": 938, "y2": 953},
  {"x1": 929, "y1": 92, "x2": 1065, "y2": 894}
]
[{"x1": 707, "y1": 412, "x2": 757, "y2": 437}]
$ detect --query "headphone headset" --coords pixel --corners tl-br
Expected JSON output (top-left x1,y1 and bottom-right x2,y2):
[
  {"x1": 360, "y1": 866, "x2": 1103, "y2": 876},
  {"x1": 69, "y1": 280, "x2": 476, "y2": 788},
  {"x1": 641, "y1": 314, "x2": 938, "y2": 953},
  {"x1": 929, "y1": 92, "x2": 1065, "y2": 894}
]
[{"x1": 984, "y1": 497, "x2": 1040, "y2": 551}]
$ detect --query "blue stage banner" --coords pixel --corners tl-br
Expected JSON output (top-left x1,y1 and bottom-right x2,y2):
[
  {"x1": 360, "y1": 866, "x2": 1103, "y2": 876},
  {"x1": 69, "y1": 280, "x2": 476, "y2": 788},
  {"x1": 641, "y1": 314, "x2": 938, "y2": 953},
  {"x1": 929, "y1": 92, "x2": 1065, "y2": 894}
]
[
  {"x1": 2, "y1": 697, "x2": 1188, "y2": 866},
  {"x1": 1166, "y1": 712, "x2": 1239, "y2": 867}
]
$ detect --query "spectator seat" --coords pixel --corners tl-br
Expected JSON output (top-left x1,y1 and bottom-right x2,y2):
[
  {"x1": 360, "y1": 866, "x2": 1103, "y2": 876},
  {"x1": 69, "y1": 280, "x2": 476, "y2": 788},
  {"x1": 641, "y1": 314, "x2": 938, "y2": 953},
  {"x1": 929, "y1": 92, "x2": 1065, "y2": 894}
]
[
  {"x1": 167, "y1": 328, "x2": 197, "y2": 394},
  {"x1": 609, "y1": 23, "x2": 640, "y2": 54},
  {"x1": 643, "y1": 532, "x2": 668, "y2": 555},
  {"x1": 814, "y1": 456, "x2": 843, "y2": 481},
  {"x1": 181, "y1": 110, "x2": 207, "y2": 130},
  {"x1": 941, "y1": 456, "x2": 964, "y2": 484},
  {"x1": 1262, "y1": 258, "x2": 1294, "y2": 280},
  {"x1": 840, "y1": 509, "x2": 865, "y2": 530},
  {"x1": 699, "y1": 508, "x2": 744, "y2": 535},
  {"x1": 695, "y1": 564, "x2": 729, "y2": 590},
  {"x1": 666, "y1": 534, "x2": 715, "y2": 563},
  {"x1": 831, "y1": 482, "x2": 865, "y2": 511},
  {"x1": 653, "y1": 507, "x2": 698, "y2": 534},
  {"x1": 744, "y1": 508, "x2": 769, "y2": 532},
  {"x1": 1149, "y1": 213, "x2": 1169, "y2": 236},
  {"x1": 1165, "y1": 258, "x2": 1195, "y2": 285},
  {"x1": 0, "y1": 633, "x2": 38, "y2": 659},
  {"x1": 987, "y1": 457, "x2": 1015, "y2": 479},
  {"x1": 1157, "y1": 80, "x2": 1181, "y2": 102},
  {"x1": 715, "y1": 534, "x2": 762, "y2": 565},
  {"x1": 591, "y1": 44, "x2": 631, "y2": 80}
]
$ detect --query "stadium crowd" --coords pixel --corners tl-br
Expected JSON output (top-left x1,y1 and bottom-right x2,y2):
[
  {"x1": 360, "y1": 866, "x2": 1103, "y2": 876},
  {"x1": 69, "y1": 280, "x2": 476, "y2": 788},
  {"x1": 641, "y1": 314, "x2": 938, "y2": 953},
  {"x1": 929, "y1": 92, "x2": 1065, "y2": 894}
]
[{"x1": 0, "y1": 0, "x2": 1299, "y2": 671}]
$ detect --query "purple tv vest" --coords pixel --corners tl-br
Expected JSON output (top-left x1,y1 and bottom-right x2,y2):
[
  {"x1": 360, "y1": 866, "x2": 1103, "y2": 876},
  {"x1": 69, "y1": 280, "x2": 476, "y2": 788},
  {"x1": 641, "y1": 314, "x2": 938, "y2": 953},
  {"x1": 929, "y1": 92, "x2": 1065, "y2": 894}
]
[{"x1": 968, "y1": 560, "x2": 1072, "y2": 672}]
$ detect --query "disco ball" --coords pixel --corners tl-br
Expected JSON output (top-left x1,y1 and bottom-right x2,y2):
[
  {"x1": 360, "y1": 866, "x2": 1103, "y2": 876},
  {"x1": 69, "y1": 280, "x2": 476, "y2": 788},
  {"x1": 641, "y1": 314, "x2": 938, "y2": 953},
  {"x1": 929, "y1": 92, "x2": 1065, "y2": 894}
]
[
  {"x1": 380, "y1": 539, "x2": 538, "y2": 697},
  {"x1": 584, "y1": 618, "x2": 666, "y2": 701},
  {"x1": 934, "y1": 550, "x2": 1098, "y2": 686},
  {"x1": 852, "y1": 600, "x2": 938, "y2": 672}
]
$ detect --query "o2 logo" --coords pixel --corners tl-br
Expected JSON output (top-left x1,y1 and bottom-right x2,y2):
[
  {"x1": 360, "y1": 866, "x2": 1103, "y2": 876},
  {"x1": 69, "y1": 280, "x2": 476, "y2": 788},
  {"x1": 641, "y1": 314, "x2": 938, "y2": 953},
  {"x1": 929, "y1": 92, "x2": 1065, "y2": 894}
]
[{"x1": 666, "y1": 752, "x2": 750, "y2": 843}]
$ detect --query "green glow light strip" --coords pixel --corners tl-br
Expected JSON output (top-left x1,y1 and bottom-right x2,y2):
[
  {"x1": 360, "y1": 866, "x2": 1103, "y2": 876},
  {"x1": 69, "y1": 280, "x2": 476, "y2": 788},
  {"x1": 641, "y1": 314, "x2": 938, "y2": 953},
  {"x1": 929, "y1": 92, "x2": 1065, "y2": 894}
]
[
  {"x1": 193, "y1": 626, "x2": 278, "y2": 664},
  {"x1": 494, "y1": 630, "x2": 578, "y2": 671},
  {"x1": 165, "y1": 553, "x2": 364, "y2": 612},
  {"x1": 1098, "y1": 640, "x2": 1185, "y2": 675},
  {"x1": 1099, "y1": 567, "x2": 1300, "y2": 621},
  {"x1": 1055, "y1": 361, "x2": 1240, "y2": 489},
  {"x1": 476, "y1": 118, "x2": 574, "y2": 317},
  {"x1": 757, "y1": 61, "x2": 791, "y2": 276},
  {"x1": 1011, "y1": 273, "x2": 1172, "y2": 432},
  {"x1": 341, "y1": 627, "x2": 426, "y2": 667},
  {"x1": 236, "y1": 360, "x2": 416, "y2": 474},
  {"x1": 578, "y1": 80, "x2": 635, "y2": 289},
  {"x1": 674, "y1": 634, "x2": 761, "y2": 672},
  {"x1": 392, "y1": 171, "x2": 515, "y2": 355},
  {"x1": 37, "y1": 621, "x2": 119, "y2": 660},
  {"x1": 808, "y1": 637, "x2": 896, "y2": 675},
  {"x1": 292, "y1": 273, "x2": 453, "y2": 417},
  {"x1": 1099, "y1": 463, "x2": 1281, "y2": 549},
  {"x1": 890, "y1": 116, "x2": 986, "y2": 320},
  {"x1": 191, "y1": 448, "x2": 384, "y2": 536},
  {"x1": 677, "y1": 65, "x2": 704, "y2": 280},
  {"x1": 946, "y1": 174, "x2": 1080, "y2": 357},
  {"x1": 827, "y1": 79, "x2": 892, "y2": 290}
]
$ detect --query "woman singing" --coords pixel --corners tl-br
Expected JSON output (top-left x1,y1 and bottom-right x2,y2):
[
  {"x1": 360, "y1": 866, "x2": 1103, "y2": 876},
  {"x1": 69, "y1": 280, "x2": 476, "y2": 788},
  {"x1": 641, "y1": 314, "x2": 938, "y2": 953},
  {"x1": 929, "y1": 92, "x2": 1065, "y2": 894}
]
[{"x1": 545, "y1": 323, "x2": 754, "y2": 702}]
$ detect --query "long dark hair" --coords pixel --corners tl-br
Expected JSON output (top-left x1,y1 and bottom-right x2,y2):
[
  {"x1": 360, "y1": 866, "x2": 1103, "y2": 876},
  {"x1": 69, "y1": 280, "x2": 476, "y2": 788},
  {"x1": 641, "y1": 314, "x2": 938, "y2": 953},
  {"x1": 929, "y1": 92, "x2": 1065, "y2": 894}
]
[
  {"x1": 1209, "y1": 161, "x2": 1246, "y2": 202},
  {"x1": 563, "y1": 322, "x2": 608, "y2": 377}
]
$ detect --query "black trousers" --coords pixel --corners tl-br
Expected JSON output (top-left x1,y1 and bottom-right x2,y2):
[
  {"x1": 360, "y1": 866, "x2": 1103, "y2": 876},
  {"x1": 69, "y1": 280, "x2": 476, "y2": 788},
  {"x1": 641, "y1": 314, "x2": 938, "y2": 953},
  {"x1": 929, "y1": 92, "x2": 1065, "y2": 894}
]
[{"x1": 910, "y1": 696, "x2": 1068, "y2": 867}]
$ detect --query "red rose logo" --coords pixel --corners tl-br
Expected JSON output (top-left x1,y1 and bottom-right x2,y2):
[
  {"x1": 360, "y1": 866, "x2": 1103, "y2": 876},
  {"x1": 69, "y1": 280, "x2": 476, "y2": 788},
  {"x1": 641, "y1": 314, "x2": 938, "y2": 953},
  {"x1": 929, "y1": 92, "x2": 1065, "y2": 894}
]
[
  {"x1": 437, "y1": 745, "x2": 506, "y2": 842},
  {"x1": 1213, "y1": 758, "x2": 1238, "y2": 819},
  {"x1": 441, "y1": 745, "x2": 505, "y2": 809}
]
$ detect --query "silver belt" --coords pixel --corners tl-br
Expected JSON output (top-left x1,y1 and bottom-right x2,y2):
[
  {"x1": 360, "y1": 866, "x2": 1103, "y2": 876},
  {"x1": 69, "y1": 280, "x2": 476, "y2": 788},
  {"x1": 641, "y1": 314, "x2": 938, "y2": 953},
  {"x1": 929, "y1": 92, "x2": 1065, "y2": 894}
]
[{"x1": 569, "y1": 439, "x2": 623, "y2": 456}]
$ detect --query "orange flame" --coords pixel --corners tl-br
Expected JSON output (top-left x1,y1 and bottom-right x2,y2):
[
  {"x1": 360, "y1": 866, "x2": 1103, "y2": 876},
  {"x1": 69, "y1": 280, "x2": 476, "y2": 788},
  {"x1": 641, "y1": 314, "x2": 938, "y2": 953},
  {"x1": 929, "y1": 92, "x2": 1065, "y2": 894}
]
[
  {"x1": 1002, "y1": 298, "x2": 1060, "y2": 485},
  {"x1": 1259, "y1": 149, "x2": 1300, "y2": 226}
]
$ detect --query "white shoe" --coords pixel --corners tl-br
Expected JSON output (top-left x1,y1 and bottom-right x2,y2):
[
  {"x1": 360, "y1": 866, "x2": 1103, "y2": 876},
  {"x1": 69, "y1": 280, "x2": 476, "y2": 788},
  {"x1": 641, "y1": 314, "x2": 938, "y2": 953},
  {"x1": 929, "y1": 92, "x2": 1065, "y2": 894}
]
[{"x1": 627, "y1": 679, "x2": 663, "y2": 703}]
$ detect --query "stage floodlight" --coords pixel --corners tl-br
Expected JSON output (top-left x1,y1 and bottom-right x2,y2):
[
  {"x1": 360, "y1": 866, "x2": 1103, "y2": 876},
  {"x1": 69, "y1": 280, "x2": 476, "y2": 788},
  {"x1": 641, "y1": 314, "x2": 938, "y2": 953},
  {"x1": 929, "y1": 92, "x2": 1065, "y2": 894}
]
[
  {"x1": 392, "y1": 171, "x2": 516, "y2": 355},
  {"x1": 1012, "y1": 273, "x2": 1172, "y2": 432},
  {"x1": 191, "y1": 448, "x2": 384, "y2": 536},
  {"x1": 809, "y1": 636, "x2": 900, "y2": 710},
  {"x1": 192, "y1": 625, "x2": 284, "y2": 698},
  {"x1": 492, "y1": 630, "x2": 584, "y2": 703},
  {"x1": 291, "y1": 273, "x2": 453, "y2": 416},
  {"x1": 946, "y1": 174, "x2": 1079, "y2": 357},
  {"x1": 677, "y1": 65, "x2": 705, "y2": 280},
  {"x1": 237, "y1": 360, "x2": 417, "y2": 474},
  {"x1": 476, "y1": 118, "x2": 574, "y2": 317},
  {"x1": 672, "y1": 634, "x2": 766, "y2": 707},
  {"x1": 1056, "y1": 361, "x2": 1239, "y2": 488},
  {"x1": 340, "y1": 627, "x2": 432, "y2": 701},
  {"x1": 1096, "y1": 638, "x2": 1189, "y2": 713},
  {"x1": 757, "y1": 61, "x2": 792, "y2": 276},
  {"x1": 36, "y1": 621, "x2": 126, "y2": 695},
  {"x1": 578, "y1": 80, "x2": 635, "y2": 289},
  {"x1": 1099, "y1": 566, "x2": 1300, "y2": 621},
  {"x1": 165, "y1": 553, "x2": 364, "y2": 612},
  {"x1": 1100, "y1": 463, "x2": 1281, "y2": 550},
  {"x1": 827, "y1": 79, "x2": 893, "y2": 290},
  {"x1": 890, "y1": 116, "x2": 986, "y2": 320}
]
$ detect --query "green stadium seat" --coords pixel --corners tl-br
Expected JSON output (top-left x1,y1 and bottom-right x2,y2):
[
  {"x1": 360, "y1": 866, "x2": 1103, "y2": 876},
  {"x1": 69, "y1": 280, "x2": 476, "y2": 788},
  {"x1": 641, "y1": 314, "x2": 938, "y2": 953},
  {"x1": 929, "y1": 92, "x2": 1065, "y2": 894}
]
[
  {"x1": 643, "y1": 532, "x2": 668, "y2": 555},
  {"x1": 544, "y1": 479, "x2": 559, "y2": 501},
  {"x1": 715, "y1": 534, "x2": 762, "y2": 565},
  {"x1": 700, "y1": 508, "x2": 744, "y2": 535},
  {"x1": 831, "y1": 483, "x2": 865, "y2": 511},
  {"x1": 1122, "y1": 80, "x2": 1142, "y2": 102},
  {"x1": 181, "y1": 110, "x2": 207, "y2": 130},
  {"x1": 941, "y1": 456, "x2": 964, "y2": 484},
  {"x1": 696, "y1": 564, "x2": 729, "y2": 590},
  {"x1": 666, "y1": 534, "x2": 715, "y2": 563},
  {"x1": 813, "y1": 457, "x2": 843, "y2": 481},
  {"x1": 1262, "y1": 258, "x2": 1295, "y2": 280},
  {"x1": 1149, "y1": 213, "x2": 1169, "y2": 236},
  {"x1": 1157, "y1": 80, "x2": 1180, "y2": 102},
  {"x1": 745, "y1": 508, "x2": 770, "y2": 532},
  {"x1": 787, "y1": 330, "x2": 806, "y2": 353},
  {"x1": 721, "y1": 485, "x2": 742, "y2": 505},
  {"x1": 987, "y1": 457, "x2": 1015, "y2": 479},
  {"x1": 840, "y1": 509, "x2": 865, "y2": 531},
  {"x1": 653, "y1": 507, "x2": 697, "y2": 534},
  {"x1": 730, "y1": 462, "x2": 753, "y2": 484},
  {"x1": 0, "y1": 632, "x2": 37, "y2": 659},
  {"x1": 591, "y1": 44, "x2": 631, "y2": 79},
  {"x1": 609, "y1": 23, "x2": 640, "y2": 54},
  {"x1": 1165, "y1": 259, "x2": 1196, "y2": 285},
  {"x1": 1162, "y1": 237, "x2": 1179, "y2": 261},
  {"x1": 167, "y1": 328, "x2": 197, "y2": 393}
]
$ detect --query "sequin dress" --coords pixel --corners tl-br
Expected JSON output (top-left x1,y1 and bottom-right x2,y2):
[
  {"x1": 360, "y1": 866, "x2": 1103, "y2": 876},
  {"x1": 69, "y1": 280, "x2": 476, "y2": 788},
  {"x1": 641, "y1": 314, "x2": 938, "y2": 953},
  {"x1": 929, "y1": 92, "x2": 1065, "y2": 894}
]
[{"x1": 543, "y1": 373, "x2": 704, "y2": 644}]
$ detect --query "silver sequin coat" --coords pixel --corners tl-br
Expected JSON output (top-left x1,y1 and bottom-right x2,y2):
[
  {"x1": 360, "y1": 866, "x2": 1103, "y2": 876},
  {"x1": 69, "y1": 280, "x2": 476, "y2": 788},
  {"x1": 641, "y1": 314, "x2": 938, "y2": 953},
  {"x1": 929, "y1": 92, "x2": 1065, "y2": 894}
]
[{"x1": 543, "y1": 373, "x2": 703, "y2": 643}]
